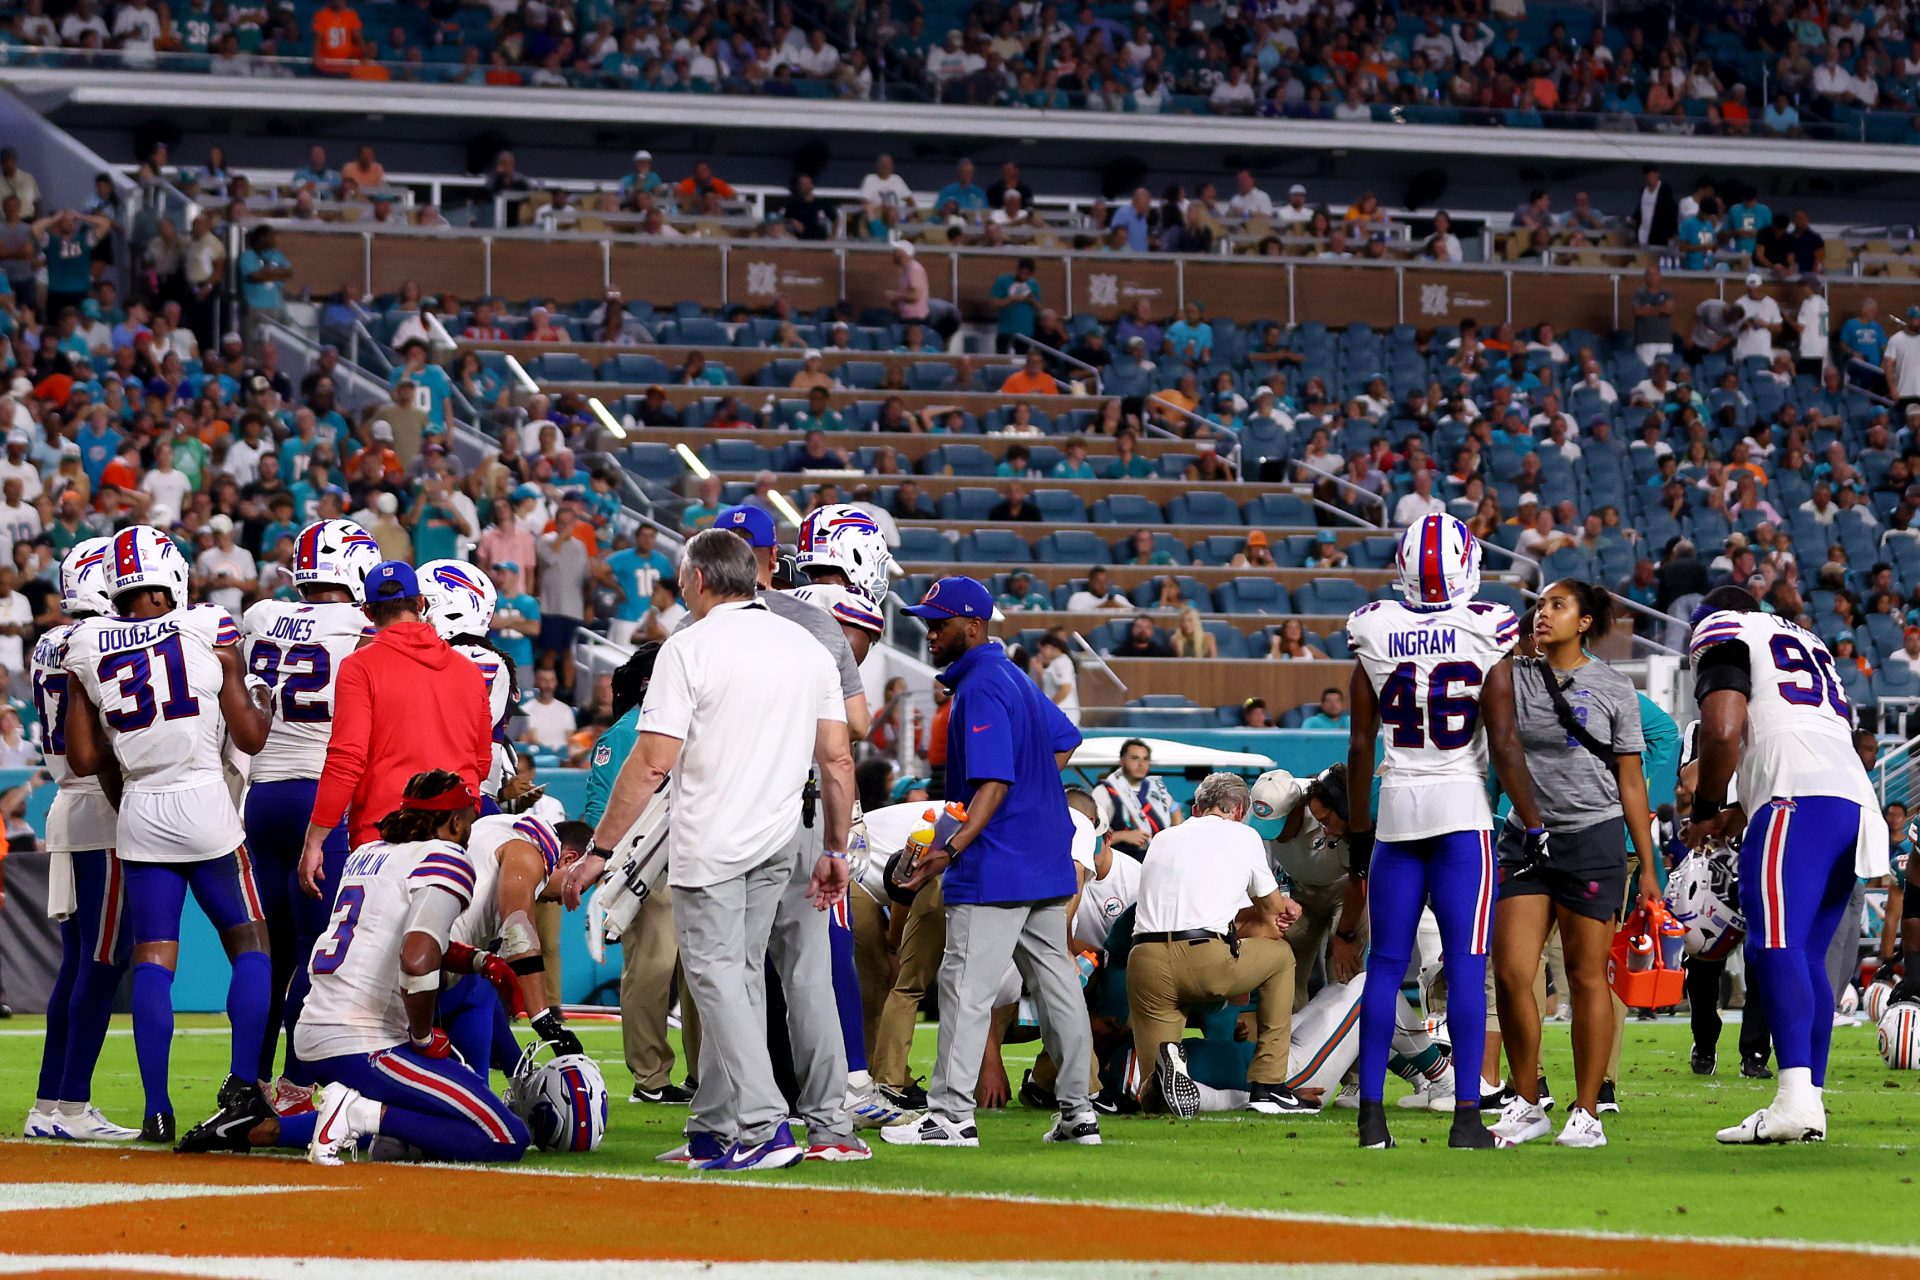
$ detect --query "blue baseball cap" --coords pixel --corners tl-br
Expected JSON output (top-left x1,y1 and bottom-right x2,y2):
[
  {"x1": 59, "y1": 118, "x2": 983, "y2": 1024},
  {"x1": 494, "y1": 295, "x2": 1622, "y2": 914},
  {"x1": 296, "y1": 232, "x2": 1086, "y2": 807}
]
[
  {"x1": 715, "y1": 504, "x2": 777, "y2": 548},
  {"x1": 904, "y1": 576, "x2": 993, "y2": 621},
  {"x1": 365, "y1": 560, "x2": 420, "y2": 602}
]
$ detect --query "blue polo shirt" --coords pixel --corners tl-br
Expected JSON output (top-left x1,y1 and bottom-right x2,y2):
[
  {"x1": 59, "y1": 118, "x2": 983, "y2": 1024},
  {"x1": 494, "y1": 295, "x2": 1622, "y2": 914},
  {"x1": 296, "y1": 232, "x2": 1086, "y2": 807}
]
[{"x1": 937, "y1": 640, "x2": 1081, "y2": 905}]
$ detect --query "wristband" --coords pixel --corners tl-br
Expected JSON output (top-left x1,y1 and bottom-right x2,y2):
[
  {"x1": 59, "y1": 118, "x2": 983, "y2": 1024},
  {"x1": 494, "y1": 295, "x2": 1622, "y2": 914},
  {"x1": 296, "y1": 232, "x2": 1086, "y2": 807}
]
[
  {"x1": 823, "y1": 849, "x2": 848, "y2": 861},
  {"x1": 1690, "y1": 796, "x2": 1726, "y2": 824},
  {"x1": 1525, "y1": 826, "x2": 1546, "y2": 838},
  {"x1": 1334, "y1": 927, "x2": 1359, "y2": 944},
  {"x1": 936, "y1": 842, "x2": 958, "y2": 863},
  {"x1": 508, "y1": 954, "x2": 545, "y2": 976}
]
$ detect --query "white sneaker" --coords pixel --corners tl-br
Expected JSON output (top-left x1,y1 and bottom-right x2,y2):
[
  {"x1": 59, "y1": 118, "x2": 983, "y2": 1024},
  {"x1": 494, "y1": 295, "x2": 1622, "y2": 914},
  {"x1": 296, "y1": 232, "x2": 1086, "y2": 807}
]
[
  {"x1": 308, "y1": 1087, "x2": 376, "y2": 1166},
  {"x1": 1042, "y1": 1111, "x2": 1102, "y2": 1145},
  {"x1": 1490, "y1": 1095, "x2": 1551, "y2": 1147},
  {"x1": 1332, "y1": 1082, "x2": 1361, "y2": 1110},
  {"x1": 1554, "y1": 1107, "x2": 1607, "y2": 1148},
  {"x1": 1398, "y1": 1062, "x2": 1456, "y2": 1113},
  {"x1": 1715, "y1": 1102, "x2": 1826, "y2": 1145},
  {"x1": 1156, "y1": 1042, "x2": 1201, "y2": 1119},
  {"x1": 878, "y1": 1112, "x2": 979, "y2": 1147},
  {"x1": 23, "y1": 1106, "x2": 57, "y2": 1138},
  {"x1": 50, "y1": 1105, "x2": 140, "y2": 1142},
  {"x1": 844, "y1": 1081, "x2": 909, "y2": 1130}
]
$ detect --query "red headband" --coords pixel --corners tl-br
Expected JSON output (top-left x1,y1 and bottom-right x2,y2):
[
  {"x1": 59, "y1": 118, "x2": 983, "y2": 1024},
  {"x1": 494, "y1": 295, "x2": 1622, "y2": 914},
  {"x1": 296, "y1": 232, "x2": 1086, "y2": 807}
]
[{"x1": 402, "y1": 785, "x2": 478, "y2": 812}]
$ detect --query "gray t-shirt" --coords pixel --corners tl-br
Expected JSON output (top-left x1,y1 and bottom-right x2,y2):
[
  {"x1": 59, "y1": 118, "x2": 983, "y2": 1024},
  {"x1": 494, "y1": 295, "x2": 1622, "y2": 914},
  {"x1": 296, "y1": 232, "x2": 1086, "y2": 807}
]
[
  {"x1": 1510, "y1": 656, "x2": 1643, "y2": 834},
  {"x1": 1632, "y1": 288, "x2": 1673, "y2": 345},
  {"x1": 535, "y1": 533, "x2": 589, "y2": 618},
  {"x1": 1266, "y1": 806, "x2": 1348, "y2": 889},
  {"x1": 0, "y1": 223, "x2": 34, "y2": 286},
  {"x1": 674, "y1": 587, "x2": 861, "y2": 702}
]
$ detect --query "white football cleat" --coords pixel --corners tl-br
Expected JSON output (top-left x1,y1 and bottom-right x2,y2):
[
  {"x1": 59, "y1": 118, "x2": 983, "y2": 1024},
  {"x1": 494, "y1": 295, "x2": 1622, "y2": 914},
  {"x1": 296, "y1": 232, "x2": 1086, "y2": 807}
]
[
  {"x1": 23, "y1": 1106, "x2": 57, "y2": 1139},
  {"x1": 1554, "y1": 1107, "x2": 1607, "y2": 1149},
  {"x1": 50, "y1": 1105, "x2": 140, "y2": 1142},
  {"x1": 1398, "y1": 1063, "x2": 1457, "y2": 1112},
  {"x1": 1332, "y1": 1082, "x2": 1362, "y2": 1110},
  {"x1": 844, "y1": 1080, "x2": 909, "y2": 1131},
  {"x1": 1715, "y1": 1103, "x2": 1826, "y2": 1145},
  {"x1": 308, "y1": 1086, "x2": 374, "y2": 1166},
  {"x1": 1490, "y1": 1096, "x2": 1551, "y2": 1147}
]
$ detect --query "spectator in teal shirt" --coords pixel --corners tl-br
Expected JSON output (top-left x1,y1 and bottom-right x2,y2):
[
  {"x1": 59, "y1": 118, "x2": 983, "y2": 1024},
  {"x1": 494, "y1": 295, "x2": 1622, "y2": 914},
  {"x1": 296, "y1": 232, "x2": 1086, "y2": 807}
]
[
  {"x1": 1725, "y1": 197, "x2": 1772, "y2": 254},
  {"x1": 582, "y1": 641, "x2": 661, "y2": 827},
  {"x1": 237, "y1": 224, "x2": 293, "y2": 322},
  {"x1": 392, "y1": 339, "x2": 454, "y2": 434},
  {"x1": 1677, "y1": 201, "x2": 1720, "y2": 271},
  {"x1": 489, "y1": 561, "x2": 541, "y2": 688},
  {"x1": 1300, "y1": 686, "x2": 1351, "y2": 730},
  {"x1": 34, "y1": 209, "x2": 112, "y2": 317},
  {"x1": 936, "y1": 159, "x2": 988, "y2": 213},
  {"x1": 1051, "y1": 434, "x2": 1097, "y2": 479},
  {"x1": 408, "y1": 474, "x2": 471, "y2": 562},
  {"x1": 1840, "y1": 301, "x2": 1888, "y2": 372},
  {"x1": 991, "y1": 256, "x2": 1041, "y2": 353},
  {"x1": 604, "y1": 524, "x2": 676, "y2": 645},
  {"x1": 1164, "y1": 302, "x2": 1215, "y2": 363}
]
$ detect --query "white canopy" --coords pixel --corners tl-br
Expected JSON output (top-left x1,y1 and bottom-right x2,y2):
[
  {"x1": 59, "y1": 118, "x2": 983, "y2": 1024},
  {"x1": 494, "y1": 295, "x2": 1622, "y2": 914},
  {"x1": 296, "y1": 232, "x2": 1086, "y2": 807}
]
[{"x1": 1067, "y1": 736, "x2": 1276, "y2": 774}]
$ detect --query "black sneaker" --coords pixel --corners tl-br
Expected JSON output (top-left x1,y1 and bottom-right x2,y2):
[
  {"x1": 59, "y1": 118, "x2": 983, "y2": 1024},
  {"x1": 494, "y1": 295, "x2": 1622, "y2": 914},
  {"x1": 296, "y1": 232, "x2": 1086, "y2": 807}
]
[
  {"x1": 1596, "y1": 1080, "x2": 1620, "y2": 1115},
  {"x1": 1017, "y1": 1069, "x2": 1057, "y2": 1110},
  {"x1": 176, "y1": 1075, "x2": 271, "y2": 1154},
  {"x1": 1691, "y1": 1049, "x2": 1717, "y2": 1076},
  {"x1": 1094, "y1": 1085, "x2": 1139, "y2": 1116},
  {"x1": 1448, "y1": 1108, "x2": 1496, "y2": 1149},
  {"x1": 1481, "y1": 1080, "x2": 1513, "y2": 1110},
  {"x1": 1358, "y1": 1099, "x2": 1395, "y2": 1149},
  {"x1": 879, "y1": 1080, "x2": 928, "y2": 1111},
  {"x1": 1537, "y1": 1074, "x2": 1554, "y2": 1113},
  {"x1": 139, "y1": 1112, "x2": 176, "y2": 1144},
  {"x1": 1247, "y1": 1082, "x2": 1318, "y2": 1115},
  {"x1": 1741, "y1": 1055, "x2": 1774, "y2": 1080},
  {"x1": 630, "y1": 1082, "x2": 696, "y2": 1104}
]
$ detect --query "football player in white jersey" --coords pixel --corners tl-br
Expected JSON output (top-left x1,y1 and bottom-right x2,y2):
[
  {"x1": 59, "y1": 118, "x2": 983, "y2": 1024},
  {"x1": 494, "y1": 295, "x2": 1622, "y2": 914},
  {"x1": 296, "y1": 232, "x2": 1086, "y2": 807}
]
[
  {"x1": 241, "y1": 518, "x2": 379, "y2": 1113},
  {"x1": 295, "y1": 769, "x2": 530, "y2": 1166},
  {"x1": 61, "y1": 525, "x2": 275, "y2": 1149},
  {"x1": 1685, "y1": 585, "x2": 1889, "y2": 1144},
  {"x1": 438, "y1": 812, "x2": 590, "y2": 1079},
  {"x1": 790, "y1": 504, "x2": 899, "y2": 1127},
  {"x1": 24, "y1": 539, "x2": 139, "y2": 1142},
  {"x1": 417, "y1": 558, "x2": 517, "y2": 804},
  {"x1": 1339, "y1": 513, "x2": 1547, "y2": 1150}
]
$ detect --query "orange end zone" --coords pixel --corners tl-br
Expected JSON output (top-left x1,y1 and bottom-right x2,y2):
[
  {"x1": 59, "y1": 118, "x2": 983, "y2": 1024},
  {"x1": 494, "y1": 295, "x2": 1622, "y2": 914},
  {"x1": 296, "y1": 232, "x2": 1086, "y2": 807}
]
[{"x1": 1, "y1": 1142, "x2": 1915, "y2": 1280}]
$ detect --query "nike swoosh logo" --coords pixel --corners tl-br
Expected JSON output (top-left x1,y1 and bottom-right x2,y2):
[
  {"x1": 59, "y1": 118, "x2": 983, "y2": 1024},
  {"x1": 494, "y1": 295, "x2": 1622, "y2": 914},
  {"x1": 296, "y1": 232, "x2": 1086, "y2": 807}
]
[
  {"x1": 317, "y1": 1108, "x2": 344, "y2": 1145},
  {"x1": 971, "y1": 725, "x2": 991, "y2": 733}
]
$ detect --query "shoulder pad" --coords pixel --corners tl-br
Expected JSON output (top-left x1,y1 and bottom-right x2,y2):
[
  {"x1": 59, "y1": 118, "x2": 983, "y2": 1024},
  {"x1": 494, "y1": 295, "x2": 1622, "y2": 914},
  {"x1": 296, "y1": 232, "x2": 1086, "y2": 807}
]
[
  {"x1": 509, "y1": 815, "x2": 564, "y2": 875},
  {"x1": 1688, "y1": 610, "x2": 1750, "y2": 662}
]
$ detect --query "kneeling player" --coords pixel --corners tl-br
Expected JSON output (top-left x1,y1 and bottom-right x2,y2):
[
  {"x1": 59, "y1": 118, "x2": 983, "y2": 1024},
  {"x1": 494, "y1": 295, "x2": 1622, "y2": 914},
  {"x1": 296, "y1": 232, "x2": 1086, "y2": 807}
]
[{"x1": 295, "y1": 770, "x2": 529, "y2": 1165}]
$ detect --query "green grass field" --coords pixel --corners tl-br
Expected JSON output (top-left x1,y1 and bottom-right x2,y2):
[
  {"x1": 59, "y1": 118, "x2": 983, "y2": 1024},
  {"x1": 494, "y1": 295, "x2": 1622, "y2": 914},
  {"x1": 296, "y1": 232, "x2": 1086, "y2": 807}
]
[{"x1": 4, "y1": 1013, "x2": 1916, "y2": 1249}]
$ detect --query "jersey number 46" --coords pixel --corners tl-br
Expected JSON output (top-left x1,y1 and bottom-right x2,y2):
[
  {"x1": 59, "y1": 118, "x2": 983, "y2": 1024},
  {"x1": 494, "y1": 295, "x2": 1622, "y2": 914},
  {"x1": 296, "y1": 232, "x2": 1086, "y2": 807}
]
[{"x1": 1379, "y1": 660, "x2": 1484, "y2": 749}]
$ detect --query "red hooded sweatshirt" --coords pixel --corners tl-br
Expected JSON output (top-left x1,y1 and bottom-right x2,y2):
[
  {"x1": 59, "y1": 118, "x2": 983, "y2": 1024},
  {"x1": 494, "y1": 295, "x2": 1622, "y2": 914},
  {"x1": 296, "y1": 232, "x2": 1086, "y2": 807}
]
[{"x1": 310, "y1": 621, "x2": 492, "y2": 849}]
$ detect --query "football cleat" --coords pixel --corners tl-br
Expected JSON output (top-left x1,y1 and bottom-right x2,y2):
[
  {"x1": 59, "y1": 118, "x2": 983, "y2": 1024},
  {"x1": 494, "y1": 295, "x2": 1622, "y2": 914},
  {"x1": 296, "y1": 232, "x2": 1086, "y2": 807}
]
[
  {"x1": 1555, "y1": 1107, "x2": 1607, "y2": 1149},
  {"x1": 271, "y1": 1079, "x2": 316, "y2": 1118},
  {"x1": 1358, "y1": 1099, "x2": 1395, "y2": 1149},
  {"x1": 701, "y1": 1122, "x2": 805, "y2": 1171},
  {"x1": 656, "y1": 1131, "x2": 727, "y2": 1165},
  {"x1": 308, "y1": 1087, "x2": 373, "y2": 1167},
  {"x1": 1596, "y1": 1080, "x2": 1620, "y2": 1115},
  {"x1": 1247, "y1": 1082, "x2": 1317, "y2": 1115},
  {"x1": 804, "y1": 1136, "x2": 874, "y2": 1162},
  {"x1": 1398, "y1": 1063, "x2": 1456, "y2": 1112},
  {"x1": 845, "y1": 1081, "x2": 909, "y2": 1130},
  {"x1": 1716, "y1": 1103, "x2": 1825, "y2": 1145},
  {"x1": 1490, "y1": 1096, "x2": 1551, "y2": 1147},
  {"x1": 1017, "y1": 1069, "x2": 1057, "y2": 1110},
  {"x1": 138, "y1": 1112, "x2": 175, "y2": 1144},
  {"x1": 879, "y1": 1113, "x2": 978, "y2": 1147},
  {"x1": 1156, "y1": 1042, "x2": 1201, "y2": 1119},
  {"x1": 878, "y1": 1080, "x2": 929, "y2": 1111},
  {"x1": 1448, "y1": 1108, "x2": 1496, "y2": 1149},
  {"x1": 177, "y1": 1075, "x2": 273, "y2": 1154},
  {"x1": 23, "y1": 1106, "x2": 57, "y2": 1138},
  {"x1": 1690, "y1": 1049, "x2": 1717, "y2": 1076},
  {"x1": 50, "y1": 1105, "x2": 141, "y2": 1142},
  {"x1": 1042, "y1": 1111, "x2": 1102, "y2": 1145},
  {"x1": 630, "y1": 1082, "x2": 696, "y2": 1105},
  {"x1": 1332, "y1": 1082, "x2": 1362, "y2": 1110},
  {"x1": 1741, "y1": 1055, "x2": 1775, "y2": 1080}
]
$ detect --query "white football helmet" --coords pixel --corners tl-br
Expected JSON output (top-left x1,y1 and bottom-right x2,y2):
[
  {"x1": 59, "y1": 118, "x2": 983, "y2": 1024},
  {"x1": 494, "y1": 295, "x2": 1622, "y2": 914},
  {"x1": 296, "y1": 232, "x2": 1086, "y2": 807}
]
[
  {"x1": 1664, "y1": 851, "x2": 1744, "y2": 961},
  {"x1": 292, "y1": 519, "x2": 382, "y2": 602},
  {"x1": 1394, "y1": 512, "x2": 1481, "y2": 606},
  {"x1": 795, "y1": 504, "x2": 894, "y2": 607},
  {"x1": 418, "y1": 559, "x2": 499, "y2": 640},
  {"x1": 1865, "y1": 979, "x2": 1897, "y2": 1025},
  {"x1": 60, "y1": 537, "x2": 114, "y2": 619},
  {"x1": 108, "y1": 525, "x2": 189, "y2": 607},
  {"x1": 1879, "y1": 1000, "x2": 1920, "y2": 1070},
  {"x1": 507, "y1": 1039, "x2": 609, "y2": 1152}
]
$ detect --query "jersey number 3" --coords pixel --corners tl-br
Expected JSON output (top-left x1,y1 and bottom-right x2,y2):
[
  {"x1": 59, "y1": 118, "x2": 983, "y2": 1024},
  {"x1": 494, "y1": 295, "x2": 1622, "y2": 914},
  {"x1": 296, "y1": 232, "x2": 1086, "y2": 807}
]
[
  {"x1": 1379, "y1": 660, "x2": 1484, "y2": 749},
  {"x1": 310, "y1": 885, "x2": 366, "y2": 976}
]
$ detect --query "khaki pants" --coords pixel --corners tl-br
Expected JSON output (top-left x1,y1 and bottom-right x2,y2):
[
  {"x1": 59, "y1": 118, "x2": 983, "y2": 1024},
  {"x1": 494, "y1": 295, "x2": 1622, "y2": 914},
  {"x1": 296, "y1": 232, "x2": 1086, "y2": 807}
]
[
  {"x1": 848, "y1": 887, "x2": 890, "y2": 1056},
  {"x1": 534, "y1": 901, "x2": 564, "y2": 1011},
  {"x1": 621, "y1": 885, "x2": 702, "y2": 1089},
  {"x1": 871, "y1": 878, "x2": 945, "y2": 1088},
  {"x1": 1127, "y1": 937, "x2": 1296, "y2": 1085},
  {"x1": 1283, "y1": 878, "x2": 1356, "y2": 1012}
]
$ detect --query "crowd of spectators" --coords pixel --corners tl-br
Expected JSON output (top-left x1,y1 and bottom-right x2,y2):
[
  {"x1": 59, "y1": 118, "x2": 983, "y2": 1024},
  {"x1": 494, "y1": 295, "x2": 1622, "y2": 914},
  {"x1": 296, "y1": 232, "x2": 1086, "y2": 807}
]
[{"x1": 11, "y1": 0, "x2": 1920, "y2": 144}]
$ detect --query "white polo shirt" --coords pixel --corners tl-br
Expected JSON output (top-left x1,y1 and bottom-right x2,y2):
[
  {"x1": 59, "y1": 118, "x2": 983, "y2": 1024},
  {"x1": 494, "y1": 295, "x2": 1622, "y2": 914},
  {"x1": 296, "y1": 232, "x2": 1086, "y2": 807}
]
[
  {"x1": 1135, "y1": 814, "x2": 1277, "y2": 935},
  {"x1": 642, "y1": 597, "x2": 844, "y2": 890}
]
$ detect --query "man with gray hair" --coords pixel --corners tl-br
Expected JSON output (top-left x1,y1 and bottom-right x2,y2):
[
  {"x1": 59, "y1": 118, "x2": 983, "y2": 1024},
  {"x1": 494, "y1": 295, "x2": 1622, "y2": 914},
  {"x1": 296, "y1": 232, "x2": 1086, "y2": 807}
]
[
  {"x1": 1127, "y1": 772, "x2": 1312, "y2": 1115},
  {"x1": 584, "y1": 527, "x2": 855, "y2": 1172}
]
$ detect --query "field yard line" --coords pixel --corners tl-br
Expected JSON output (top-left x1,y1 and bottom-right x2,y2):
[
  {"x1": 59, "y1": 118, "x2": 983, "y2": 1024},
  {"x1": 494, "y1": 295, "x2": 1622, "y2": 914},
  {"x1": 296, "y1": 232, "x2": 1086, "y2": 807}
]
[{"x1": 0, "y1": 1026, "x2": 626, "y2": 1038}]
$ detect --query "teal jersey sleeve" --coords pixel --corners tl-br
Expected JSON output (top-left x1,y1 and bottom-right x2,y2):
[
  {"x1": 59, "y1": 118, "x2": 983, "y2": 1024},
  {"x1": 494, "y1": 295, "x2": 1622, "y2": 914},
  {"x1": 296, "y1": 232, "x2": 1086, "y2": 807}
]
[
  {"x1": 582, "y1": 706, "x2": 641, "y2": 827},
  {"x1": 1635, "y1": 692, "x2": 1681, "y2": 811}
]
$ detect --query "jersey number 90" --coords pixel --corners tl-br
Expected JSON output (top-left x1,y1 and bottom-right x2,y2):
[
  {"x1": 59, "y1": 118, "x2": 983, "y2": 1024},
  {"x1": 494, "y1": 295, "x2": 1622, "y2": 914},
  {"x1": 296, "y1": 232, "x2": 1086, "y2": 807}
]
[
  {"x1": 1771, "y1": 634, "x2": 1850, "y2": 719},
  {"x1": 1380, "y1": 660, "x2": 1484, "y2": 749}
]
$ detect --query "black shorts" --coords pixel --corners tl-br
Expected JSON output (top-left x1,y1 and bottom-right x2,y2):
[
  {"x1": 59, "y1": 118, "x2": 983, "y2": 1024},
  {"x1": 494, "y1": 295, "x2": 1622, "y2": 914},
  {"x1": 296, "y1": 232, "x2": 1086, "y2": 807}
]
[
  {"x1": 1496, "y1": 817, "x2": 1629, "y2": 923},
  {"x1": 538, "y1": 614, "x2": 582, "y2": 654}
]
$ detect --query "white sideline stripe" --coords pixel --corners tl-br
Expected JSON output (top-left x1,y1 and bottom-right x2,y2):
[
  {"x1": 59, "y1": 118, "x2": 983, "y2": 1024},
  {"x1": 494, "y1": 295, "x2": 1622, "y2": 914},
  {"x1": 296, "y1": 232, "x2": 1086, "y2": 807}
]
[
  {"x1": 0, "y1": 1026, "x2": 626, "y2": 1038},
  {"x1": 0, "y1": 1259, "x2": 1576, "y2": 1280},
  {"x1": 0, "y1": 1183, "x2": 338, "y2": 1213}
]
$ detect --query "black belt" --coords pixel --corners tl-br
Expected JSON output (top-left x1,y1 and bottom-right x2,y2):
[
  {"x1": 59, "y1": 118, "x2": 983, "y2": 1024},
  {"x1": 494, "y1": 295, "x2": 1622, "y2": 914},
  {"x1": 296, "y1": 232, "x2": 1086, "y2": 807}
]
[{"x1": 1136, "y1": 929, "x2": 1237, "y2": 957}]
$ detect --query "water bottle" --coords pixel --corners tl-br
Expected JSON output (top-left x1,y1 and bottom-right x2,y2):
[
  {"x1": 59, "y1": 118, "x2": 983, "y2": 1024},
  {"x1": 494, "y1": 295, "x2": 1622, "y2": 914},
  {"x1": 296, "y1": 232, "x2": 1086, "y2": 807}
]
[
  {"x1": 1626, "y1": 930, "x2": 1655, "y2": 972},
  {"x1": 1658, "y1": 911, "x2": 1687, "y2": 970}
]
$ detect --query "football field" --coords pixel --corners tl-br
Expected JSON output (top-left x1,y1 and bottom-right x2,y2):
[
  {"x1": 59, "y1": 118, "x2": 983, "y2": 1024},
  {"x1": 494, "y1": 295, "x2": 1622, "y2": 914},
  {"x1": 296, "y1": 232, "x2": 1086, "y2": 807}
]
[{"x1": 1, "y1": 1013, "x2": 1917, "y2": 1278}]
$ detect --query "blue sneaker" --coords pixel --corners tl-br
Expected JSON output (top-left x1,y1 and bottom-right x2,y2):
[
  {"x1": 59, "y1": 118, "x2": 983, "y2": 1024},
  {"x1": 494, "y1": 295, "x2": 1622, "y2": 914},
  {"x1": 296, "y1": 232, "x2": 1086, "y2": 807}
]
[
  {"x1": 700, "y1": 1121, "x2": 805, "y2": 1172},
  {"x1": 656, "y1": 1130, "x2": 728, "y2": 1165}
]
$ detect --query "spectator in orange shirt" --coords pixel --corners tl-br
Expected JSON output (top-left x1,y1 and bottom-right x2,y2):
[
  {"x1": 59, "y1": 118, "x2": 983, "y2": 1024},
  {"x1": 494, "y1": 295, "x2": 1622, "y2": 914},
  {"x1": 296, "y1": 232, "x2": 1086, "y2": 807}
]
[
  {"x1": 999, "y1": 351, "x2": 1062, "y2": 396},
  {"x1": 311, "y1": 0, "x2": 364, "y2": 74},
  {"x1": 340, "y1": 144, "x2": 385, "y2": 190},
  {"x1": 547, "y1": 494, "x2": 599, "y2": 557},
  {"x1": 675, "y1": 161, "x2": 737, "y2": 202},
  {"x1": 99, "y1": 438, "x2": 142, "y2": 492}
]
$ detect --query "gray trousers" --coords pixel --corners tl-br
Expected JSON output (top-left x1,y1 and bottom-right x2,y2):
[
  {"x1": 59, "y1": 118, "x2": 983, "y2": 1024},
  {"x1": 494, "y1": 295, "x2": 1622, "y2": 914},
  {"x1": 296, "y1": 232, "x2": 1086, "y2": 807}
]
[
  {"x1": 930, "y1": 899, "x2": 1094, "y2": 1125},
  {"x1": 765, "y1": 817, "x2": 853, "y2": 1143},
  {"x1": 1827, "y1": 878, "x2": 1868, "y2": 1001},
  {"x1": 676, "y1": 847, "x2": 791, "y2": 1145}
]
